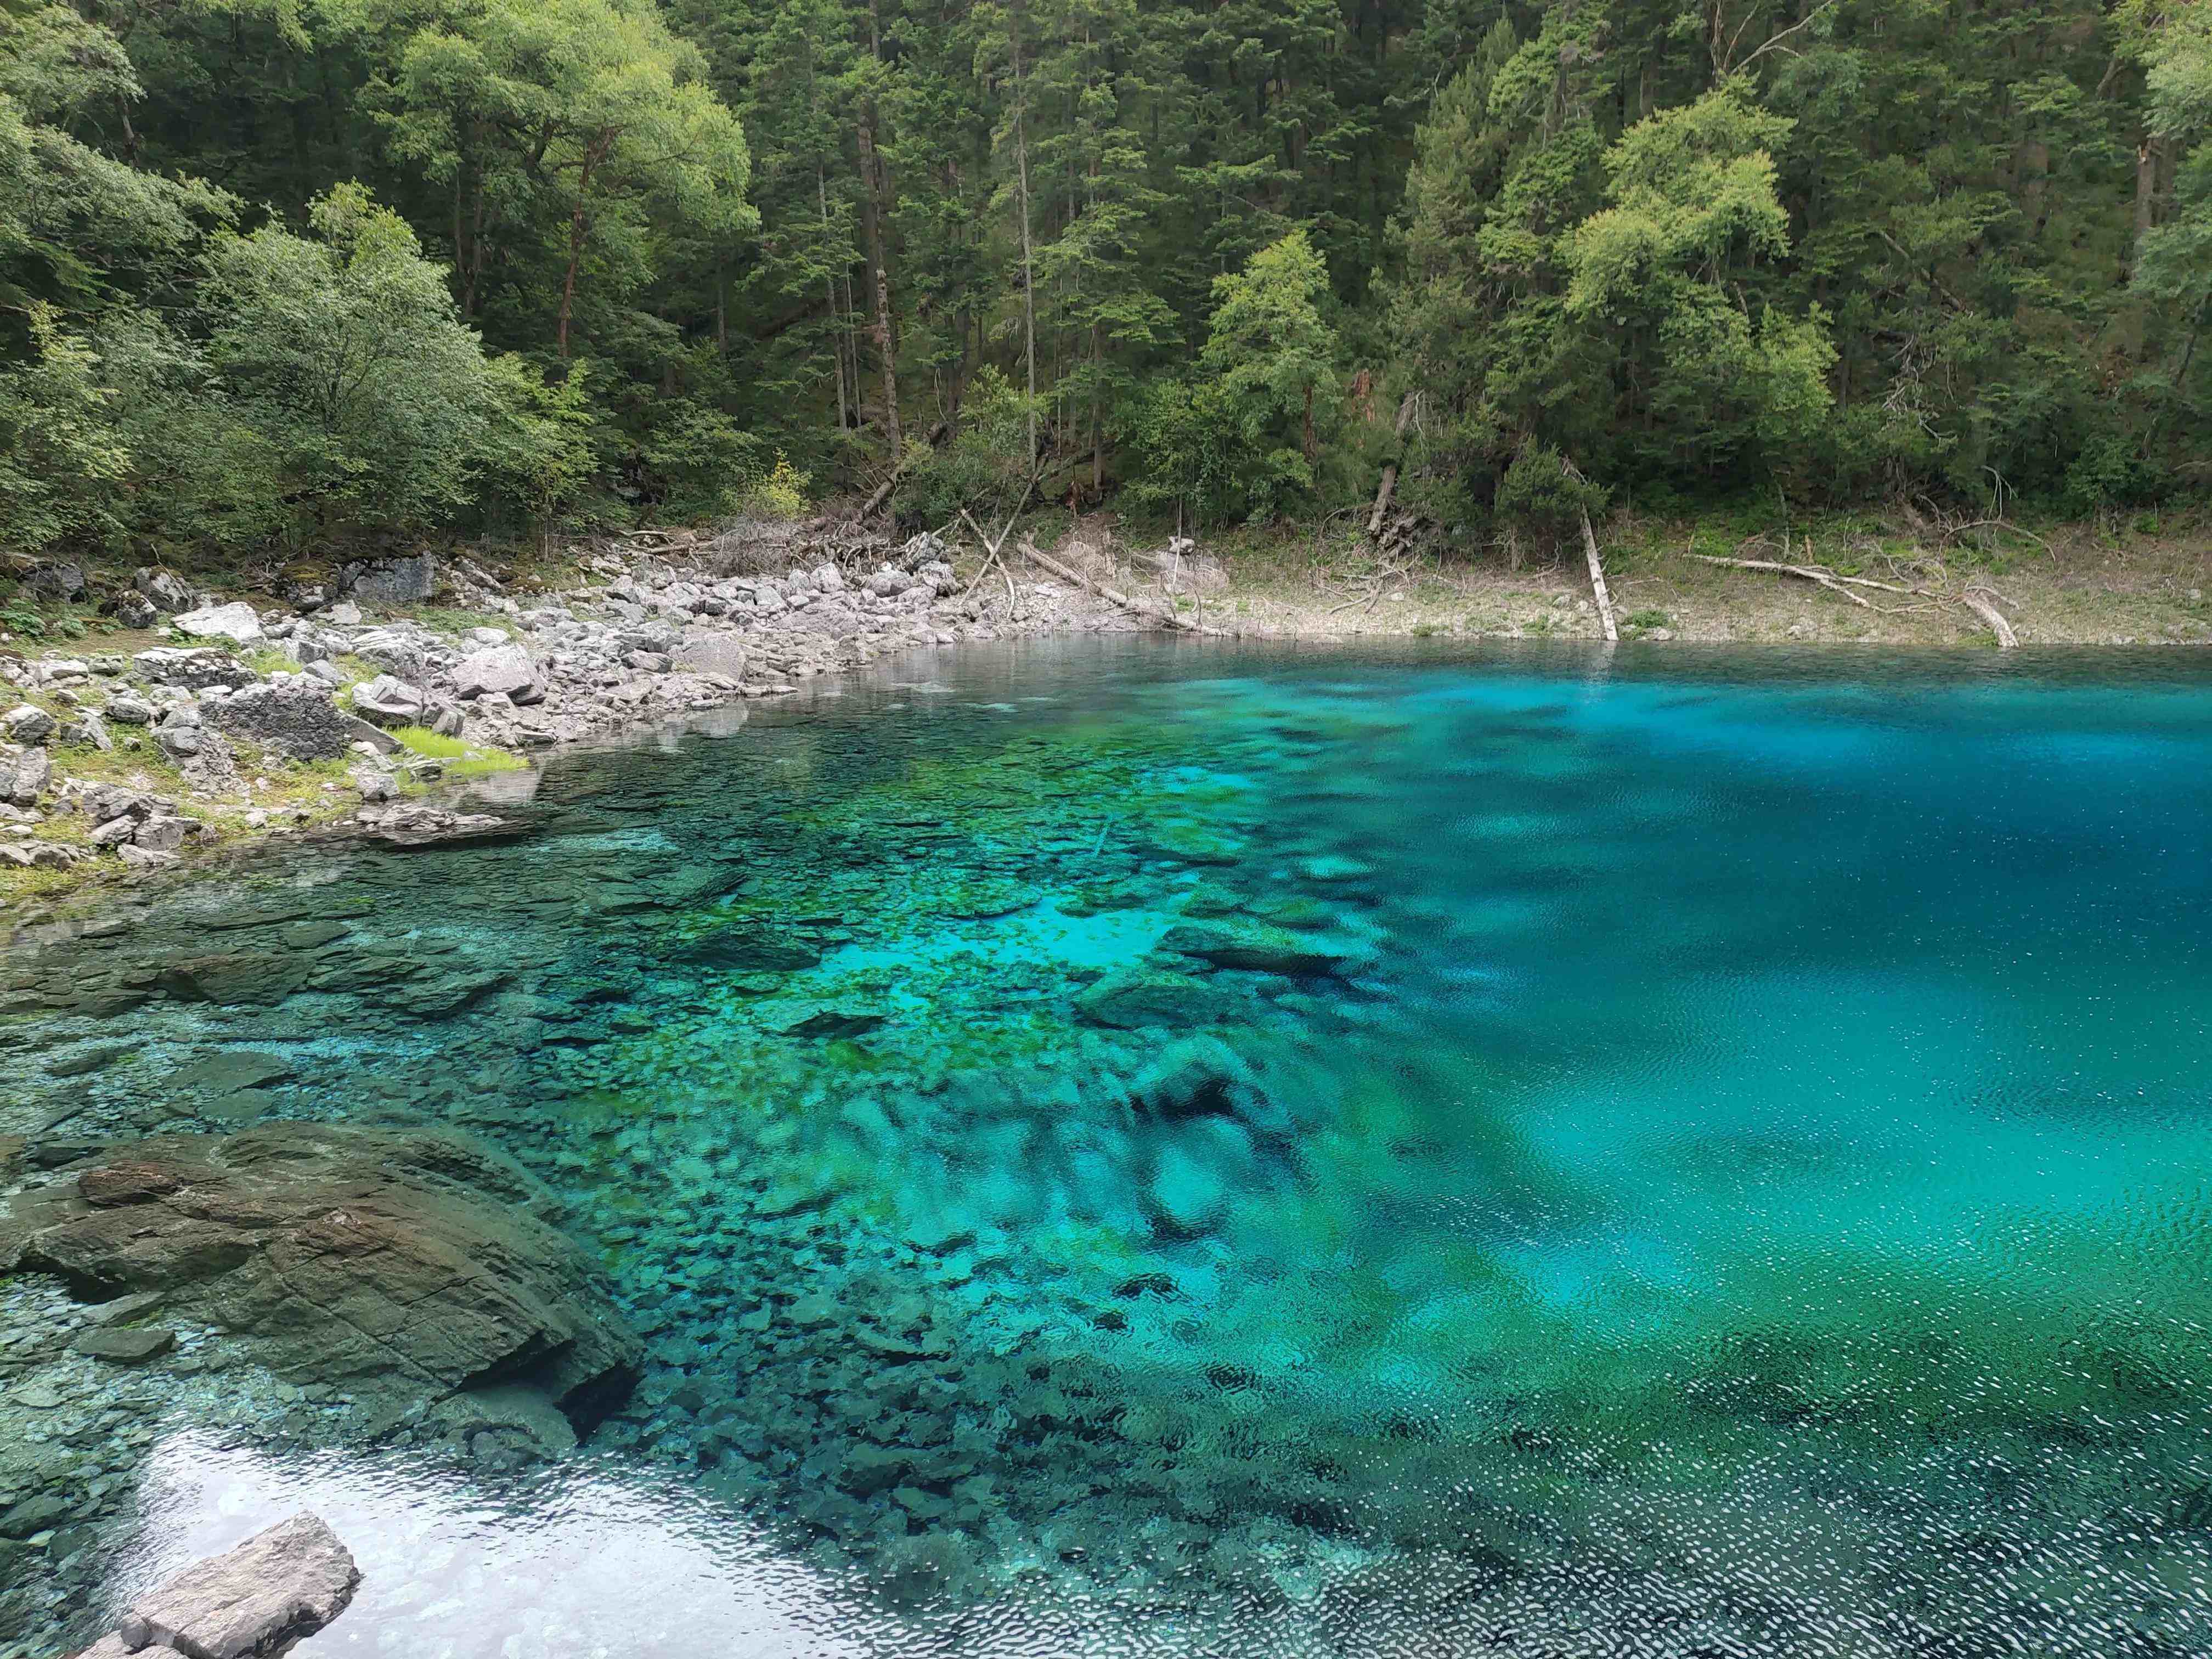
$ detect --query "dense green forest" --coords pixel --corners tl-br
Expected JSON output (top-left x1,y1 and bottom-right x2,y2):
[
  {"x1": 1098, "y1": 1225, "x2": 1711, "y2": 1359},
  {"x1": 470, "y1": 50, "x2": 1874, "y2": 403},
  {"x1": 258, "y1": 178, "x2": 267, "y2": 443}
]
[{"x1": 4, "y1": 0, "x2": 2211, "y2": 565}]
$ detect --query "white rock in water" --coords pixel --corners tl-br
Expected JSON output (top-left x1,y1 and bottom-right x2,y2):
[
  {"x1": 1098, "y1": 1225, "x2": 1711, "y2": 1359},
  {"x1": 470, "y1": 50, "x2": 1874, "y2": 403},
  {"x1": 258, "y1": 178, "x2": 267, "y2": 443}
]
[
  {"x1": 172, "y1": 602, "x2": 264, "y2": 646},
  {"x1": 112, "y1": 1511, "x2": 360, "y2": 1659}
]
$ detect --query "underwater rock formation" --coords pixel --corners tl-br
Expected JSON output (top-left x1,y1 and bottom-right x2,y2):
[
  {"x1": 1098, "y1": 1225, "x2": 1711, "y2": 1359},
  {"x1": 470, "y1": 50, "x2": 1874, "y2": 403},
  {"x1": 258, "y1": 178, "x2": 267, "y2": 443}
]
[{"x1": 7, "y1": 1122, "x2": 640, "y2": 1427}]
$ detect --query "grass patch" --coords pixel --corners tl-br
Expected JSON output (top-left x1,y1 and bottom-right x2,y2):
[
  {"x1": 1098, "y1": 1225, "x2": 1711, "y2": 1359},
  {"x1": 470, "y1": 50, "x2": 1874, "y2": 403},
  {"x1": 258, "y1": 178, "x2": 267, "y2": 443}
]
[{"x1": 390, "y1": 725, "x2": 527, "y2": 777}]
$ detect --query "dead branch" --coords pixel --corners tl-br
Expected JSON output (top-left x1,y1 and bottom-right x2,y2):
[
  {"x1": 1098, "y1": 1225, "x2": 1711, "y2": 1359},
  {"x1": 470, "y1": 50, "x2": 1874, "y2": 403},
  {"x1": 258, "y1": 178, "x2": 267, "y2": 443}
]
[{"x1": 1017, "y1": 537, "x2": 1228, "y2": 635}]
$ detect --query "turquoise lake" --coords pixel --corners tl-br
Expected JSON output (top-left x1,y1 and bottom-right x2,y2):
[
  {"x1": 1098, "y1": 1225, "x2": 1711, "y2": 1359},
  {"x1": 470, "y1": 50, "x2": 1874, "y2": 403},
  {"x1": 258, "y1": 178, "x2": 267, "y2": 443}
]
[{"x1": 9, "y1": 639, "x2": 2212, "y2": 1656}]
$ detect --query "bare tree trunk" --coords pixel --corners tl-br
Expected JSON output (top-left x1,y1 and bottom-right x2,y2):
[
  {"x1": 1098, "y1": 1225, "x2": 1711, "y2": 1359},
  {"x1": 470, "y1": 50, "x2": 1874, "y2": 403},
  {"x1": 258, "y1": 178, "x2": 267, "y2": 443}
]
[
  {"x1": 2137, "y1": 139, "x2": 2159, "y2": 241},
  {"x1": 557, "y1": 201, "x2": 586, "y2": 359},
  {"x1": 1367, "y1": 391, "x2": 1417, "y2": 537},
  {"x1": 1012, "y1": 12, "x2": 1038, "y2": 472},
  {"x1": 819, "y1": 166, "x2": 848, "y2": 432},
  {"x1": 1579, "y1": 507, "x2": 1619, "y2": 642},
  {"x1": 857, "y1": 117, "x2": 900, "y2": 461}
]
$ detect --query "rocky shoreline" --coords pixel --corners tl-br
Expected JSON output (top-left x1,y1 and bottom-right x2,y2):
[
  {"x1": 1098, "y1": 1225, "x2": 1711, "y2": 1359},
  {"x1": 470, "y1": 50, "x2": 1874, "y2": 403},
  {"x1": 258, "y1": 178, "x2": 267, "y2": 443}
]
[{"x1": 0, "y1": 523, "x2": 1137, "y2": 900}]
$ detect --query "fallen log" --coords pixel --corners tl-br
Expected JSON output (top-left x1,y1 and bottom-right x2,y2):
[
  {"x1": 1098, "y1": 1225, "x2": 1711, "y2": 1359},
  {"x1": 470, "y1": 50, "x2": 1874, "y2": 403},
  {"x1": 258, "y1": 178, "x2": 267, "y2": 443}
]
[
  {"x1": 1961, "y1": 585, "x2": 2019, "y2": 648},
  {"x1": 1579, "y1": 507, "x2": 1620, "y2": 642},
  {"x1": 1690, "y1": 551, "x2": 1891, "y2": 608},
  {"x1": 1017, "y1": 537, "x2": 1229, "y2": 635}
]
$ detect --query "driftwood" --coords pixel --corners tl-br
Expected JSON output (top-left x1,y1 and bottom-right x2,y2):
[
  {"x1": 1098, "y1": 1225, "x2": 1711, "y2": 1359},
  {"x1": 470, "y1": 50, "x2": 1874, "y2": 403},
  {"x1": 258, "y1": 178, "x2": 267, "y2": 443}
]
[
  {"x1": 1017, "y1": 537, "x2": 1228, "y2": 635},
  {"x1": 1579, "y1": 507, "x2": 1619, "y2": 642},
  {"x1": 1692, "y1": 551, "x2": 2022, "y2": 645},
  {"x1": 1691, "y1": 552, "x2": 1887, "y2": 608},
  {"x1": 1960, "y1": 586, "x2": 2019, "y2": 648}
]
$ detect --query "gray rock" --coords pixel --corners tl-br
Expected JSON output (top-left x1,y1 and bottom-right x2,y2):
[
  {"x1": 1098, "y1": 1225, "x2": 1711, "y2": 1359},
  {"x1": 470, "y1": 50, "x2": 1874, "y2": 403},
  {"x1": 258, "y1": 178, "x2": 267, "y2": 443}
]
[
  {"x1": 60, "y1": 708, "x2": 112, "y2": 751},
  {"x1": 71, "y1": 1326, "x2": 175, "y2": 1363},
  {"x1": 91, "y1": 816, "x2": 139, "y2": 849},
  {"x1": 104, "y1": 694, "x2": 155, "y2": 725},
  {"x1": 25, "y1": 560, "x2": 87, "y2": 600},
  {"x1": 324, "y1": 600, "x2": 363, "y2": 626},
  {"x1": 113, "y1": 592, "x2": 159, "y2": 628},
  {"x1": 0, "y1": 840, "x2": 78, "y2": 869},
  {"x1": 452, "y1": 642, "x2": 541, "y2": 704},
  {"x1": 342, "y1": 551, "x2": 436, "y2": 605},
  {"x1": 623, "y1": 650, "x2": 673, "y2": 673},
  {"x1": 82, "y1": 783, "x2": 160, "y2": 823},
  {"x1": 114, "y1": 1511, "x2": 360, "y2": 1659},
  {"x1": 353, "y1": 766, "x2": 398, "y2": 803},
  {"x1": 676, "y1": 634, "x2": 750, "y2": 680},
  {"x1": 133, "y1": 815, "x2": 202, "y2": 854},
  {"x1": 349, "y1": 674, "x2": 426, "y2": 727},
  {"x1": 6, "y1": 746, "x2": 50, "y2": 806},
  {"x1": 305, "y1": 659, "x2": 346, "y2": 687},
  {"x1": 134, "y1": 647, "x2": 257, "y2": 691},
  {"x1": 135, "y1": 567, "x2": 196, "y2": 614},
  {"x1": 173, "y1": 602, "x2": 265, "y2": 646},
  {"x1": 117, "y1": 842, "x2": 179, "y2": 870},
  {"x1": 208, "y1": 679, "x2": 369, "y2": 761},
  {"x1": 3, "y1": 703, "x2": 56, "y2": 743}
]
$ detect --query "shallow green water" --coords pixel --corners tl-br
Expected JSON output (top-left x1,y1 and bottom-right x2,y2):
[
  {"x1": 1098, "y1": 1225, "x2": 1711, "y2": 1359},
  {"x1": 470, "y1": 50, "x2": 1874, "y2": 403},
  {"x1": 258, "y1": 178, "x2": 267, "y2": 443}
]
[{"x1": 12, "y1": 640, "x2": 2212, "y2": 1656}]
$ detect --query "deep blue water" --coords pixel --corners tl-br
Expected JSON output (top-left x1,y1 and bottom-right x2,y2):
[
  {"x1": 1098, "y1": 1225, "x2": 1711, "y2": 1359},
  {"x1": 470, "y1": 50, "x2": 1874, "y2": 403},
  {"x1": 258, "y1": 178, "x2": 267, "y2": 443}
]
[{"x1": 11, "y1": 640, "x2": 2212, "y2": 1657}]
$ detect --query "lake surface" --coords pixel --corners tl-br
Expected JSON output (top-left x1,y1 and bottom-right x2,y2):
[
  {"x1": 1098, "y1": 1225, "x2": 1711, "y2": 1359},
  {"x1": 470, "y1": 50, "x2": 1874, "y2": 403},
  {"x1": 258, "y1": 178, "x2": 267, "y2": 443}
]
[{"x1": 9, "y1": 639, "x2": 2212, "y2": 1658}]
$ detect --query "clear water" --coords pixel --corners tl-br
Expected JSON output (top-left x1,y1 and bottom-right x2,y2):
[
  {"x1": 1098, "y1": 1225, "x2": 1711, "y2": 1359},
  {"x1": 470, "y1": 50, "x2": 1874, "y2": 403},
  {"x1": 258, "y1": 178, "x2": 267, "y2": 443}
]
[{"x1": 10, "y1": 639, "x2": 2212, "y2": 1658}]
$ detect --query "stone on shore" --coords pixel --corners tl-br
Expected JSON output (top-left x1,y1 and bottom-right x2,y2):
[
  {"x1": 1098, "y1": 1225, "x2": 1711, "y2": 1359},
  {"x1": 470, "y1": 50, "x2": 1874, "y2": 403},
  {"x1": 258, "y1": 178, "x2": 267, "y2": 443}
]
[
  {"x1": 70, "y1": 1325, "x2": 175, "y2": 1363},
  {"x1": 348, "y1": 674, "x2": 425, "y2": 727},
  {"x1": 105, "y1": 1512, "x2": 359, "y2": 1659},
  {"x1": 450, "y1": 641, "x2": 540, "y2": 699},
  {"x1": 172, "y1": 602, "x2": 264, "y2": 646},
  {"x1": 209, "y1": 678, "x2": 392, "y2": 760},
  {"x1": 134, "y1": 648, "x2": 257, "y2": 692}
]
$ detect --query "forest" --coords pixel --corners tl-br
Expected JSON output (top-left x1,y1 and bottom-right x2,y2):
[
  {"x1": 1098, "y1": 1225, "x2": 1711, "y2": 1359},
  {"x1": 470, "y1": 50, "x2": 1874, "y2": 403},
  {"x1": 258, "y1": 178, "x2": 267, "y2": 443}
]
[{"x1": 4, "y1": 0, "x2": 2211, "y2": 566}]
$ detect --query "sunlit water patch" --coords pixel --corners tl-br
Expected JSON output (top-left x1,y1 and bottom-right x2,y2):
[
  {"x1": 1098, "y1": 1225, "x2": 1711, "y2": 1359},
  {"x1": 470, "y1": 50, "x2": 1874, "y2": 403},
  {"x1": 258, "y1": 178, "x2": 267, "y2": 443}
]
[{"x1": 8, "y1": 640, "x2": 2212, "y2": 1657}]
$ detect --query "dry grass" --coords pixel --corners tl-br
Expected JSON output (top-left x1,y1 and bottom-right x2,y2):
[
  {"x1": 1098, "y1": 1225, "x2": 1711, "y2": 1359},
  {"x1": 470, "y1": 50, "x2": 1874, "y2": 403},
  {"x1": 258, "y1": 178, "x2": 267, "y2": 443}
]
[{"x1": 1157, "y1": 509, "x2": 2212, "y2": 647}]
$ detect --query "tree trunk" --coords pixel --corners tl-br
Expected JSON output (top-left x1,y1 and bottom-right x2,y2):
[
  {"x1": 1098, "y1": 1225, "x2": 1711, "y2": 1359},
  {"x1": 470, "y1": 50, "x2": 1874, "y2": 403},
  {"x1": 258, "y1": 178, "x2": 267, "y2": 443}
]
[
  {"x1": 557, "y1": 200, "x2": 586, "y2": 359},
  {"x1": 1367, "y1": 391, "x2": 1417, "y2": 537},
  {"x1": 1012, "y1": 10, "x2": 1038, "y2": 472},
  {"x1": 819, "y1": 167, "x2": 848, "y2": 432},
  {"x1": 857, "y1": 116, "x2": 900, "y2": 461},
  {"x1": 2137, "y1": 139, "x2": 2158, "y2": 242}
]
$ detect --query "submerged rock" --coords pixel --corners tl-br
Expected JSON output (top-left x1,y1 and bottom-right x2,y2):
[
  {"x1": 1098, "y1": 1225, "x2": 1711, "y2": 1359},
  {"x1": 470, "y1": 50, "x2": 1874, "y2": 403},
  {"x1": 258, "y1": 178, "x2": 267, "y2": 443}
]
[
  {"x1": 10, "y1": 1122, "x2": 641, "y2": 1427},
  {"x1": 1075, "y1": 966, "x2": 1221, "y2": 1029}
]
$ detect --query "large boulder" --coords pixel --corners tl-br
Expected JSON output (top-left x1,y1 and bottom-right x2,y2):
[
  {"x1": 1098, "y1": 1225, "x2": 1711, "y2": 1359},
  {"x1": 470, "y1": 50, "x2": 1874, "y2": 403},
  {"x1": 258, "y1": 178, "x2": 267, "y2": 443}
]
[
  {"x1": 134, "y1": 567, "x2": 197, "y2": 614},
  {"x1": 78, "y1": 1512, "x2": 359, "y2": 1659},
  {"x1": 675, "y1": 632, "x2": 749, "y2": 680},
  {"x1": 11, "y1": 1122, "x2": 641, "y2": 1425},
  {"x1": 452, "y1": 642, "x2": 543, "y2": 704},
  {"x1": 134, "y1": 647, "x2": 257, "y2": 691},
  {"x1": 340, "y1": 551, "x2": 436, "y2": 605},
  {"x1": 24, "y1": 561, "x2": 86, "y2": 601},
  {"x1": 348, "y1": 674, "x2": 426, "y2": 728},
  {"x1": 173, "y1": 602, "x2": 264, "y2": 646},
  {"x1": 209, "y1": 679, "x2": 394, "y2": 760}
]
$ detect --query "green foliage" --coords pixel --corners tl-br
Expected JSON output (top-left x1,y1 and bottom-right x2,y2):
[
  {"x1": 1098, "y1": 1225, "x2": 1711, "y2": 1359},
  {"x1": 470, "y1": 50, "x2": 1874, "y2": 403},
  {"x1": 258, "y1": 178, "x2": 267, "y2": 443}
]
[
  {"x1": 196, "y1": 184, "x2": 517, "y2": 540},
  {"x1": 0, "y1": 307, "x2": 129, "y2": 555},
  {"x1": 1131, "y1": 231, "x2": 1340, "y2": 525}
]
